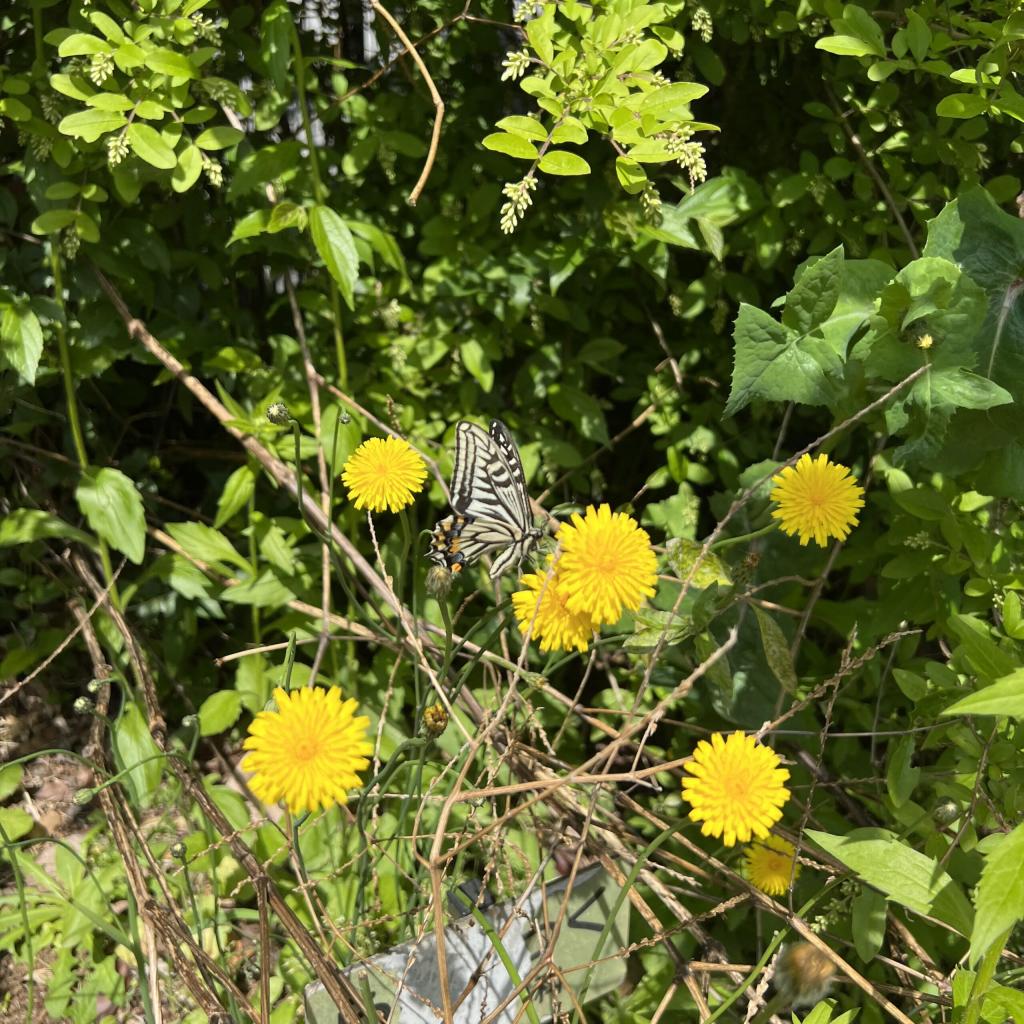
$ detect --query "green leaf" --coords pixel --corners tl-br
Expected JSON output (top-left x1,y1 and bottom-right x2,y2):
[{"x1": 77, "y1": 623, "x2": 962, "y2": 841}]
[
  {"x1": 936, "y1": 94, "x2": 988, "y2": 119},
  {"x1": 550, "y1": 117, "x2": 587, "y2": 145},
  {"x1": 0, "y1": 97, "x2": 31, "y2": 121},
  {"x1": 195, "y1": 126, "x2": 244, "y2": 151},
  {"x1": 220, "y1": 570, "x2": 295, "y2": 608},
  {"x1": 886, "y1": 734, "x2": 920, "y2": 807},
  {"x1": 851, "y1": 888, "x2": 887, "y2": 962},
  {"x1": 495, "y1": 115, "x2": 547, "y2": 141},
  {"x1": 783, "y1": 246, "x2": 843, "y2": 334},
  {"x1": 941, "y1": 668, "x2": 1024, "y2": 718},
  {"x1": 460, "y1": 338, "x2": 494, "y2": 392},
  {"x1": 815, "y1": 35, "x2": 879, "y2": 58},
  {"x1": 267, "y1": 201, "x2": 307, "y2": 233},
  {"x1": 89, "y1": 11, "x2": 126, "y2": 43},
  {"x1": 841, "y1": 5, "x2": 886, "y2": 57},
  {"x1": 904, "y1": 10, "x2": 931, "y2": 62},
  {"x1": 806, "y1": 828, "x2": 974, "y2": 937},
  {"x1": 127, "y1": 123, "x2": 177, "y2": 169},
  {"x1": 86, "y1": 92, "x2": 133, "y2": 111},
  {"x1": 166, "y1": 521, "x2": 249, "y2": 572},
  {"x1": 58, "y1": 108, "x2": 127, "y2": 141},
  {"x1": 753, "y1": 606, "x2": 797, "y2": 693},
  {"x1": 75, "y1": 468, "x2": 146, "y2": 565},
  {"x1": 969, "y1": 822, "x2": 1024, "y2": 965},
  {"x1": 525, "y1": 5, "x2": 555, "y2": 64},
  {"x1": 309, "y1": 205, "x2": 359, "y2": 309},
  {"x1": 112, "y1": 703, "x2": 163, "y2": 807},
  {"x1": 172, "y1": 143, "x2": 203, "y2": 193},
  {"x1": 725, "y1": 304, "x2": 843, "y2": 416},
  {"x1": 928, "y1": 369, "x2": 1013, "y2": 411},
  {"x1": 1, "y1": 302, "x2": 44, "y2": 385},
  {"x1": 260, "y1": 0, "x2": 293, "y2": 92},
  {"x1": 58, "y1": 32, "x2": 111, "y2": 57},
  {"x1": 947, "y1": 614, "x2": 1018, "y2": 683},
  {"x1": 0, "y1": 807, "x2": 34, "y2": 841},
  {"x1": 638, "y1": 81, "x2": 709, "y2": 121},
  {"x1": 0, "y1": 763, "x2": 24, "y2": 802},
  {"x1": 143, "y1": 48, "x2": 197, "y2": 79},
  {"x1": 0, "y1": 509, "x2": 93, "y2": 548},
  {"x1": 228, "y1": 209, "x2": 271, "y2": 245},
  {"x1": 538, "y1": 151, "x2": 590, "y2": 176},
  {"x1": 615, "y1": 157, "x2": 648, "y2": 195},
  {"x1": 198, "y1": 691, "x2": 244, "y2": 736},
  {"x1": 214, "y1": 465, "x2": 256, "y2": 528},
  {"x1": 482, "y1": 132, "x2": 538, "y2": 160}
]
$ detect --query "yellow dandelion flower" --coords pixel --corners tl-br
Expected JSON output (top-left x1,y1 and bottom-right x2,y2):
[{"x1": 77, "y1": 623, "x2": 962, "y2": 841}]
[
  {"x1": 556, "y1": 504, "x2": 657, "y2": 627},
  {"x1": 242, "y1": 686, "x2": 373, "y2": 815},
  {"x1": 681, "y1": 731, "x2": 791, "y2": 847},
  {"x1": 512, "y1": 559, "x2": 594, "y2": 653},
  {"x1": 770, "y1": 453, "x2": 865, "y2": 548},
  {"x1": 342, "y1": 436, "x2": 427, "y2": 513},
  {"x1": 742, "y1": 833, "x2": 800, "y2": 895}
]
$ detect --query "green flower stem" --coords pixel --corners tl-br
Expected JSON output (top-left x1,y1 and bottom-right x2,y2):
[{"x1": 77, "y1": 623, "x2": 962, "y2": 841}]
[
  {"x1": 438, "y1": 592, "x2": 455, "y2": 683},
  {"x1": 710, "y1": 522, "x2": 778, "y2": 552},
  {"x1": 51, "y1": 244, "x2": 122, "y2": 611},
  {"x1": 291, "y1": 420, "x2": 304, "y2": 524},
  {"x1": 468, "y1": 903, "x2": 542, "y2": 1024},
  {"x1": 397, "y1": 507, "x2": 413, "y2": 604},
  {"x1": 0, "y1": 818, "x2": 35, "y2": 1024}
]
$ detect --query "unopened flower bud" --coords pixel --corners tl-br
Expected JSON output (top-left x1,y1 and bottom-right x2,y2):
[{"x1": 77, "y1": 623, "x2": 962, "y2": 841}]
[
  {"x1": 423, "y1": 703, "x2": 448, "y2": 738},
  {"x1": 73, "y1": 788, "x2": 94, "y2": 806},
  {"x1": 266, "y1": 402, "x2": 292, "y2": 425},
  {"x1": 73, "y1": 696, "x2": 94, "y2": 714},
  {"x1": 425, "y1": 564, "x2": 453, "y2": 598},
  {"x1": 170, "y1": 841, "x2": 187, "y2": 860}
]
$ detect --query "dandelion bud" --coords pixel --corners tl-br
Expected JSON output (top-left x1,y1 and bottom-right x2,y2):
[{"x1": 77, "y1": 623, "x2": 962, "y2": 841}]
[
  {"x1": 73, "y1": 696, "x2": 94, "y2": 714},
  {"x1": 425, "y1": 564, "x2": 453, "y2": 598},
  {"x1": 774, "y1": 942, "x2": 836, "y2": 1007},
  {"x1": 933, "y1": 797, "x2": 960, "y2": 825},
  {"x1": 87, "y1": 677, "x2": 105, "y2": 694},
  {"x1": 423, "y1": 703, "x2": 448, "y2": 738},
  {"x1": 170, "y1": 841, "x2": 187, "y2": 860},
  {"x1": 73, "y1": 788, "x2": 94, "y2": 806},
  {"x1": 181, "y1": 714, "x2": 198, "y2": 729},
  {"x1": 267, "y1": 402, "x2": 292, "y2": 425}
]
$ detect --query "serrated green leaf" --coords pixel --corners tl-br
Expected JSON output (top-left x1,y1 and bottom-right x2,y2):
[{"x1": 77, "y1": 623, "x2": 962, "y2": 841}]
[
  {"x1": 127, "y1": 123, "x2": 176, "y2": 169},
  {"x1": 75, "y1": 468, "x2": 146, "y2": 564},
  {"x1": 198, "y1": 691, "x2": 243, "y2": 736},
  {"x1": 482, "y1": 132, "x2": 538, "y2": 159},
  {"x1": 753, "y1": 606, "x2": 797, "y2": 693},
  {"x1": 309, "y1": 205, "x2": 358, "y2": 309},
  {"x1": 228, "y1": 209, "x2": 271, "y2": 245},
  {"x1": 969, "y1": 822, "x2": 1024, "y2": 965},
  {"x1": 538, "y1": 150, "x2": 590, "y2": 176},
  {"x1": 886, "y1": 734, "x2": 920, "y2": 807},
  {"x1": 783, "y1": 246, "x2": 843, "y2": 333}
]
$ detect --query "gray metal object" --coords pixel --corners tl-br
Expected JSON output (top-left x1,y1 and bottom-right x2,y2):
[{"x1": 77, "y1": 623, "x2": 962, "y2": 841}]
[{"x1": 304, "y1": 865, "x2": 629, "y2": 1023}]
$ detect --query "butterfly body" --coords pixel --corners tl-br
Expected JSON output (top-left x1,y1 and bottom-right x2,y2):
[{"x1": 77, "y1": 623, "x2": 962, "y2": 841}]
[{"x1": 427, "y1": 420, "x2": 542, "y2": 580}]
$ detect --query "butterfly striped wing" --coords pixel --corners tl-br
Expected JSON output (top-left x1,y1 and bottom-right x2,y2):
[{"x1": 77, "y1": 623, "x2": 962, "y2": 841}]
[{"x1": 428, "y1": 419, "x2": 541, "y2": 580}]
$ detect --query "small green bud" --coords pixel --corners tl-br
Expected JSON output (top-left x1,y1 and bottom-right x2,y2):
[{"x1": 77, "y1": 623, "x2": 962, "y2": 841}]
[
  {"x1": 73, "y1": 696, "x2": 94, "y2": 714},
  {"x1": 266, "y1": 402, "x2": 292, "y2": 425},
  {"x1": 73, "y1": 788, "x2": 94, "y2": 806},
  {"x1": 170, "y1": 841, "x2": 187, "y2": 860}
]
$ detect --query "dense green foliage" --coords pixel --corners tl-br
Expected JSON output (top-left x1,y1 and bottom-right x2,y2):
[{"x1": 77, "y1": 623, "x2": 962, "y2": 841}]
[{"x1": 2, "y1": 0, "x2": 1024, "y2": 1021}]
